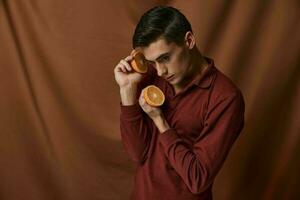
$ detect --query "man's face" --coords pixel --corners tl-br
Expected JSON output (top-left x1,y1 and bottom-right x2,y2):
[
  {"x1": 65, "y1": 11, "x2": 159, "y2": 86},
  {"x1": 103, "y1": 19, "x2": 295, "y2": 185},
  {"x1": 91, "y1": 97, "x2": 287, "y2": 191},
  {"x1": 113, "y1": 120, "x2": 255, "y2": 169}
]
[{"x1": 140, "y1": 38, "x2": 192, "y2": 88}]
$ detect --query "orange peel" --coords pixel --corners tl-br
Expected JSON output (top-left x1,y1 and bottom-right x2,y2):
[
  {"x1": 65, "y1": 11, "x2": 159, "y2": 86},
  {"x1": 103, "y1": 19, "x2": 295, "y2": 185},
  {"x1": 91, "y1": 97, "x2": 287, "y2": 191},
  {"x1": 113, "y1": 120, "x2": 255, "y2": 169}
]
[
  {"x1": 130, "y1": 50, "x2": 148, "y2": 73},
  {"x1": 143, "y1": 85, "x2": 165, "y2": 107}
]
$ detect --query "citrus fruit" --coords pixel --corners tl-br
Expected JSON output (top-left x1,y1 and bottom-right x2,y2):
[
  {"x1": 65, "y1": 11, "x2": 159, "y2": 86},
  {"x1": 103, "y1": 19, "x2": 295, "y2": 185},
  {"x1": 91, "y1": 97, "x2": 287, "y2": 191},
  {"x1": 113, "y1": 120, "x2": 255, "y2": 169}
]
[
  {"x1": 130, "y1": 50, "x2": 148, "y2": 73},
  {"x1": 144, "y1": 85, "x2": 165, "y2": 107}
]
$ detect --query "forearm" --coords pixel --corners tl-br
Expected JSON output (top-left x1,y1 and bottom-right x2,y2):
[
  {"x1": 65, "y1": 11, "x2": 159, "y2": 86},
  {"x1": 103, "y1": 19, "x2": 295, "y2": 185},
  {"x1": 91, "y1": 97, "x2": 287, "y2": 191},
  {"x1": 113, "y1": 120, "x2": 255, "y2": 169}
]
[
  {"x1": 157, "y1": 93, "x2": 245, "y2": 194},
  {"x1": 152, "y1": 114, "x2": 171, "y2": 133},
  {"x1": 120, "y1": 84, "x2": 138, "y2": 105},
  {"x1": 120, "y1": 114, "x2": 152, "y2": 163},
  {"x1": 120, "y1": 86, "x2": 153, "y2": 163}
]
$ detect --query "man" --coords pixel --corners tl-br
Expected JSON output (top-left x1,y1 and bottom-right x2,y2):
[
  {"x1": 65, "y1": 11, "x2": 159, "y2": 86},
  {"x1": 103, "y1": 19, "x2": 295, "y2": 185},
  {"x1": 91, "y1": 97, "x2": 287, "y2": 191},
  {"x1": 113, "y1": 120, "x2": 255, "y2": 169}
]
[{"x1": 114, "y1": 6, "x2": 245, "y2": 200}]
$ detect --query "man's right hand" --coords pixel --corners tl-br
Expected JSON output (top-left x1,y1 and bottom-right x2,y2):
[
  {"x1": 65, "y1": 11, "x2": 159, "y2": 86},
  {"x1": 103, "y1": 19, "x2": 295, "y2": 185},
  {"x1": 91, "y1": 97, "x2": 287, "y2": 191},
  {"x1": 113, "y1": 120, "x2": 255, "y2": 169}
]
[
  {"x1": 114, "y1": 52, "x2": 143, "y2": 105},
  {"x1": 114, "y1": 53, "x2": 143, "y2": 88}
]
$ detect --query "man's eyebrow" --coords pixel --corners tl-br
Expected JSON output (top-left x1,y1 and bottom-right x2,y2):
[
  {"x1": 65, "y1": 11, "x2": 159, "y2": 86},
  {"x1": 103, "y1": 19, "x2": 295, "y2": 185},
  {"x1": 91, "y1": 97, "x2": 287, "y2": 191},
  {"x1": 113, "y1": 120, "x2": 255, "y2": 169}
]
[{"x1": 146, "y1": 52, "x2": 170, "y2": 62}]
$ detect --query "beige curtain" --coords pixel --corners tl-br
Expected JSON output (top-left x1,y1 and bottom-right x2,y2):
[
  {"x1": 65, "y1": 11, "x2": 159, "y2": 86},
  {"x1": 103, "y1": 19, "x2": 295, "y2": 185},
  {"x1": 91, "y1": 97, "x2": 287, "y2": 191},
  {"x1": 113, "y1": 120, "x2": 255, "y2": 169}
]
[{"x1": 0, "y1": 0, "x2": 299, "y2": 199}]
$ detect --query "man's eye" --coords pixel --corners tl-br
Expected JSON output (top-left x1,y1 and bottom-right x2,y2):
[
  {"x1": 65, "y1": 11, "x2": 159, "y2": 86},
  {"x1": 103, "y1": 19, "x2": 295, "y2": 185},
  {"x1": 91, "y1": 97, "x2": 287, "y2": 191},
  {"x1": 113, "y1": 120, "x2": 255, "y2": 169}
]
[{"x1": 160, "y1": 56, "x2": 170, "y2": 62}]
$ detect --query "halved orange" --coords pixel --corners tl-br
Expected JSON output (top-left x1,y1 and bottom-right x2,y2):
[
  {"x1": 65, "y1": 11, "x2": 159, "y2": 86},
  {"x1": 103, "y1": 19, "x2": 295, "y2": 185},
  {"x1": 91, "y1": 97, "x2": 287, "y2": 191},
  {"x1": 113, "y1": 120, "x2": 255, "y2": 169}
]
[
  {"x1": 130, "y1": 50, "x2": 148, "y2": 73},
  {"x1": 144, "y1": 85, "x2": 165, "y2": 107}
]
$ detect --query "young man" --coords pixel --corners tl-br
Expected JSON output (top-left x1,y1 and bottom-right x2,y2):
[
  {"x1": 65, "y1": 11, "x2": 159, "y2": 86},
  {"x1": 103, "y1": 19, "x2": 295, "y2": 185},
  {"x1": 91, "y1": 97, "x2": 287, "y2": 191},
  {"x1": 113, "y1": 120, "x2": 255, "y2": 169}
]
[{"x1": 114, "y1": 6, "x2": 245, "y2": 200}]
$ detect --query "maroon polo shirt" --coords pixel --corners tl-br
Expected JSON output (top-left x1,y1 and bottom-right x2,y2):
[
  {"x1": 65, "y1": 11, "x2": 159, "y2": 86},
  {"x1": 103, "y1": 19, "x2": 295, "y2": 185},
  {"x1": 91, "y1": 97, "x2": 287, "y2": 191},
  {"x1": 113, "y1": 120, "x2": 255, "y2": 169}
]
[{"x1": 120, "y1": 57, "x2": 245, "y2": 200}]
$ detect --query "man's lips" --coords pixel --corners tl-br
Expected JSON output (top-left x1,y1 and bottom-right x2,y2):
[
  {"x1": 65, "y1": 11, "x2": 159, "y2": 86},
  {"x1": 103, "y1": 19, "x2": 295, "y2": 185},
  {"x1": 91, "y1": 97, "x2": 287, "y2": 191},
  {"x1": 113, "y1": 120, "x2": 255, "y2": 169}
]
[{"x1": 166, "y1": 75, "x2": 175, "y2": 81}]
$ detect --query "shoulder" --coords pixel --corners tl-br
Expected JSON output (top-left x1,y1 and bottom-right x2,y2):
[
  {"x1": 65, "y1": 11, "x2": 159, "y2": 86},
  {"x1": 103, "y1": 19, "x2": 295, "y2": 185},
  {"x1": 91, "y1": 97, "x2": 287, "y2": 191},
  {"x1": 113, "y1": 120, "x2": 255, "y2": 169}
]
[{"x1": 210, "y1": 67, "x2": 244, "y2": 105}]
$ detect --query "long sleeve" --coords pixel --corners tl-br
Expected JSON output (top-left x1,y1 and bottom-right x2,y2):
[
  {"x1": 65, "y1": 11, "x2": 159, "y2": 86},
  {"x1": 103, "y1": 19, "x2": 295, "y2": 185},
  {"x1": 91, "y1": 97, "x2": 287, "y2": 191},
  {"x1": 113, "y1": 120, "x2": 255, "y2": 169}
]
[
  {"x1": 158, "y1": 91, "x2": 245, "y2": 194},
  {"x1": 120, "y1": 103, "x2": 154, "y2": 164},
  {"x1": 119, "y1": 65, "x2": 157, "y2": 164}
]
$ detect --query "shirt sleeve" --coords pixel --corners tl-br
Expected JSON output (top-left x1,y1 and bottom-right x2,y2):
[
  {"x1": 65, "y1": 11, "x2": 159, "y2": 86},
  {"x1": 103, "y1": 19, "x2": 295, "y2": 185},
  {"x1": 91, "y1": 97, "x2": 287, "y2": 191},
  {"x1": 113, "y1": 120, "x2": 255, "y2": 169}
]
[
  {"x1": 158, "y1": 91, "x2": 245, "y2": 194},
  {"x1": 119, "y1": 66, "x2": 156, "y2": 164},
  {"x1": 120, "y1": 103, "x2": 153, "y2": 164}
]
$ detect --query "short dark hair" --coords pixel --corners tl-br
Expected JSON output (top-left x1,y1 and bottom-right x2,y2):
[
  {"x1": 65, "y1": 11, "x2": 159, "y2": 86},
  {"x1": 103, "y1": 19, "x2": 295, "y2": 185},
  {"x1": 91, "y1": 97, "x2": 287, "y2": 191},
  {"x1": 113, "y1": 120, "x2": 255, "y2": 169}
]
[{"x1": 132, "y1": 6, "x2": 192, "y2": 48}]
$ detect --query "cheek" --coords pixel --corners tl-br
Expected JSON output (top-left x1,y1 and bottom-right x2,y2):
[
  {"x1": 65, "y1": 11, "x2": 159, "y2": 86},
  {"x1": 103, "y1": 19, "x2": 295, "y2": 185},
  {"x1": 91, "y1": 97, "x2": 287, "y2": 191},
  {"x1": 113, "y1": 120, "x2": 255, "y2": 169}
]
[
  {"x1": 171, "y1": 60, "x2": 187, "y2": 74},
  {"x1": 166, "y1": 62, "x2": 179, "y2": 74}
]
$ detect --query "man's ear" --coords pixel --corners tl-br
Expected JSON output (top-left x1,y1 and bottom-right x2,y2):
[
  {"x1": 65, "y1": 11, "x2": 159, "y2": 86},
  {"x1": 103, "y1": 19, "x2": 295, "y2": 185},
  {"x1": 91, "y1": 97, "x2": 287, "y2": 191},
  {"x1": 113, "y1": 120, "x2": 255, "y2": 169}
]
[{"x1": 184, "y1": 31, "x2": 195, "y2": 49}]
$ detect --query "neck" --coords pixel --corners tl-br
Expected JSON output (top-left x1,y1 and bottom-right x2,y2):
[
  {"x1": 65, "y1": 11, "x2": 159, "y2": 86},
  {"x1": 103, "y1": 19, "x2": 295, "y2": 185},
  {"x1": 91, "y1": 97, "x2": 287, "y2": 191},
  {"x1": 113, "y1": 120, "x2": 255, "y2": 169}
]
[{"x1": 174, "y1": 47, "x2": 207, "y2": 93}]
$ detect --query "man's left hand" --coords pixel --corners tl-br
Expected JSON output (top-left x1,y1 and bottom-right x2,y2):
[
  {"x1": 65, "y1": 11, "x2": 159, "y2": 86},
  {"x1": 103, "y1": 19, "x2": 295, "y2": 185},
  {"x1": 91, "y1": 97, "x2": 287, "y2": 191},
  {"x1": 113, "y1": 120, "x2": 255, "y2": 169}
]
[{"x1": 139, "y1": 88, "x2": 170, "y2": 133}]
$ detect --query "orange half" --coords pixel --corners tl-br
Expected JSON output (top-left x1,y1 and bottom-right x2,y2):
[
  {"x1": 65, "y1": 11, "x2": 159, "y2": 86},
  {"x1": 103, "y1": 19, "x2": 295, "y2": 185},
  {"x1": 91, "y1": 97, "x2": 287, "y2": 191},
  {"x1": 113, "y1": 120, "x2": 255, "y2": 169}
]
[
  {"x1": 144, "y1": 85, "x2": 165, "y2": 107},
  {"x1": 130, "y1": 51, "x2": 148, "y2": 73}
]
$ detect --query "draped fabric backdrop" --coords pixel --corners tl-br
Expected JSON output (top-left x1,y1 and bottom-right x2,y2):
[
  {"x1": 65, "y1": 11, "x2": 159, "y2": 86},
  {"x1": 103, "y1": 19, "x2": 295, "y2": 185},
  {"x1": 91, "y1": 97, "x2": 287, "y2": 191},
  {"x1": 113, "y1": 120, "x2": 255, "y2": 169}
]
[{"x1": 0, "y1": 0, "x2": 299, "y2": 199}]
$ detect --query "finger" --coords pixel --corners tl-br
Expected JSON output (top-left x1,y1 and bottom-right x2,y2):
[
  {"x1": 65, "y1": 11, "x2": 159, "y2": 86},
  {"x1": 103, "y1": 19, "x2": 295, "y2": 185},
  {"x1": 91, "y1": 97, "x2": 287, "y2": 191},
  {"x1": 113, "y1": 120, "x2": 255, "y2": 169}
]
[
  {"x1": 139, "y1": 92, "x2": 145, "y2": 106},
  {"x1": 124, "y1": 55, "x2": 133, "y2": 62},
  {"x1": 117, "y1": 63, "x2": 127, "y2": 73},
  {"x1": 139, "y1": 89, "x2": 146, "y2": 101},
  {"x1": 139, "y1": 97, "x2": 147, "y2": 108},
  {"x1": 130, "y1": 49, "x2": 137, "y2": 56},
  {"x1": 117, "y1": 59, "x2": 129, "y2": 72},
  {"x1": 114, "y1": 64, "x2": 122, "y2": 73},
  {"x1": 139, "y1": 89, "x2": 147, "y2": 106},
  {"x1": 115, "y1": 62, "x2": 123, "y2": 71},
  {"x1": 114, "y1": 65, "x2": 119, "y2": 73},
  {"x1": 139, "y1": 97, "x2": 147, "y2": 111},
  {"x1": 139, "y1": 97, "x2": 143, "y2": 108},
  {"x1": 120, "y1": 59, "x2": 132, "y2": 72}
]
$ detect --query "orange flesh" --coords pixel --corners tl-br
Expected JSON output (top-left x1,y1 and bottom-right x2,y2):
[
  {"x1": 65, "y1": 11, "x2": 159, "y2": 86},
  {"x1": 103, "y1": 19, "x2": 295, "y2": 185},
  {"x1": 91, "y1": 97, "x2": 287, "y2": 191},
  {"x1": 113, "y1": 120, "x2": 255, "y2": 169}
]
[{"x1": 144, "y1": 85, "x2": 165, "y2": 106}]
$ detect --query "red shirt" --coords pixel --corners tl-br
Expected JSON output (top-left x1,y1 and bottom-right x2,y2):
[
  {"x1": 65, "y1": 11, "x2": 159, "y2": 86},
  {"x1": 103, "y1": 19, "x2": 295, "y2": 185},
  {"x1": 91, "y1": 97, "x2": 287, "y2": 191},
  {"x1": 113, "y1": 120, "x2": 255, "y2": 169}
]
[{"x1": 120, "y1": 58, "x2": 245, "y2": 200}]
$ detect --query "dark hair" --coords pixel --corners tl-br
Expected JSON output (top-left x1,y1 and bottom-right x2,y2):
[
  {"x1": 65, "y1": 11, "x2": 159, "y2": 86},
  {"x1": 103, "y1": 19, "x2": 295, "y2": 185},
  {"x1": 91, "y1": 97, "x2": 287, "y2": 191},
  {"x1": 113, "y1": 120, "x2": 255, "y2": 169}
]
[{"x1": 132, "y1": 6, "x2": 192, "y2": 48}]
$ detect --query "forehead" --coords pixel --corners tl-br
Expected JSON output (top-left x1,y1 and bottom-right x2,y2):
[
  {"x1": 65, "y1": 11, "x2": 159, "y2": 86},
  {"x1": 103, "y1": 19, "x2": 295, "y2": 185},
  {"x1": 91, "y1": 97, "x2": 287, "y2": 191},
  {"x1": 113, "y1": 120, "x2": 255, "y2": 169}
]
[{"x1": 139, "y1": 38, "x2": 177, "y2": 61}]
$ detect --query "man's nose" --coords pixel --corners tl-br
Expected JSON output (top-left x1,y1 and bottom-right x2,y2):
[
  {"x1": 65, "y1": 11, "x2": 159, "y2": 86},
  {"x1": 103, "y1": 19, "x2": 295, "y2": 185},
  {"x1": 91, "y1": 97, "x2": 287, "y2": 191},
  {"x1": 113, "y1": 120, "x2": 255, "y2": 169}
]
[{"x1": 156, "y1": 64, "x2": 167, "y2": 77}]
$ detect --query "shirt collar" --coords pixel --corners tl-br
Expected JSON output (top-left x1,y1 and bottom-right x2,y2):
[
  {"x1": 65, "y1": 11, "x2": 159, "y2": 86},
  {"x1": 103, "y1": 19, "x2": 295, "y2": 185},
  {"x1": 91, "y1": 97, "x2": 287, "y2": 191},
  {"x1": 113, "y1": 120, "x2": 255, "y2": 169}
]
[{"x1": 191, "y1": 57, "x2": 216, "y2": 89}]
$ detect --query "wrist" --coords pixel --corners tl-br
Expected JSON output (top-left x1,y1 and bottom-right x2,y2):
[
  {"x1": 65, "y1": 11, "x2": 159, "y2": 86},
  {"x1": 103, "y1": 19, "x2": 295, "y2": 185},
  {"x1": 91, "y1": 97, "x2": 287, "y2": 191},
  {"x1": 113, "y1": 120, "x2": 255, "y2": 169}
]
[
  {"x1": 152, "y1": 114, "x2": 170, "y2": 133},
  {"x1": 120, "y1": 84, "x2": 138, "y2": 105}
]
